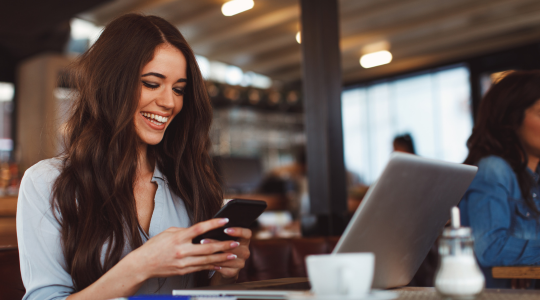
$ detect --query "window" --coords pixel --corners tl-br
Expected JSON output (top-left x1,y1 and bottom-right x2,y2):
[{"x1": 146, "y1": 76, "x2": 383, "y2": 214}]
[
  {"x1": 0, "y1": 82, "x2": 14, "y2": 160},
  {"x1": 342, "y1": 65, "x2": 472, "y2": 184}
]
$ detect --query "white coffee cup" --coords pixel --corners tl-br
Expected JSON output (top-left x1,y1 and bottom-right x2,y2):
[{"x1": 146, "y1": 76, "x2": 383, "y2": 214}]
[{"x1": 306, "y1": 253, "x2": 375, "y2": 297}]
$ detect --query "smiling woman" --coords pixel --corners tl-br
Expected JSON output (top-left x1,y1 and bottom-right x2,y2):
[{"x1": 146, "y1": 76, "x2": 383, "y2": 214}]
[{"x1": 16, "y1": 14, "x2": 251, "y2": 300}]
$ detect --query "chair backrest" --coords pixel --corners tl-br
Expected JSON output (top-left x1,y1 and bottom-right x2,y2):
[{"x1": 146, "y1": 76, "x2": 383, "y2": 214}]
[
  {"x1": 0, "y1": 247, "x2": 25, "y2": 300},
  {"x1": 237, "y1": 237, "x2": 340, "y2": 282}
]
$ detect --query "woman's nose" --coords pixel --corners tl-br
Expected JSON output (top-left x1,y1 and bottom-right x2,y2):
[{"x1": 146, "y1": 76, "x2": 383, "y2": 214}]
[{"x1": 155, "y1": 88, "x2": 175, "y2": 109}]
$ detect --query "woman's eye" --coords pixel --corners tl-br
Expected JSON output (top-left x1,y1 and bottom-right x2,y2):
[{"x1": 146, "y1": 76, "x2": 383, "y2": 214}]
[
  {"x1": 142, "y1": 81, "x2": 159, "y2": 89},
  {"x1": 173, "y1": 88, "x2": 185, "y2": 96}
]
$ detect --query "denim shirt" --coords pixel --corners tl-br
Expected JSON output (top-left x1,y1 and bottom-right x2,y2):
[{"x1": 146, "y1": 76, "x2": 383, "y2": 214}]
[{"x1": 459, "y1": 155, "x2": 540, "y2": 287}]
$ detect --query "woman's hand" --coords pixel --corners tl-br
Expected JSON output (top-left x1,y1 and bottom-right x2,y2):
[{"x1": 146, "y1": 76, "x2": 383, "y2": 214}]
[
  {"x1": 128, "y1": 218, "x2": 241, "y2": 280},
  {"x1": 67, "y1": 218, "x2": 238, "y2": 300},
  {"x1": 205, "y1": 227, "x2": 252, "y2": 285}
]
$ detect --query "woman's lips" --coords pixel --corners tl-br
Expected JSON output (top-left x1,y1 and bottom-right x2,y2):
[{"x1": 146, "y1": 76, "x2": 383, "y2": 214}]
[{"x1": 140, "y1": 113, "x2": 166, "y2": 130}]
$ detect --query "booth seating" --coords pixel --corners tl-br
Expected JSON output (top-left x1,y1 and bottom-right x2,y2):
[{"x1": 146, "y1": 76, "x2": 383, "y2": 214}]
[
  {"x1": 237, "y1": 237, "x2": 340, "y2": 282},
  {"x1": 492, "y1": 266, "x2": 540, "y2": 279},
  {"x1": 237, "y1": 237, "x2": 438, "y2": 286},
  {"x1": 0, "y1": 247, "x2": 25, "y2": 300}
]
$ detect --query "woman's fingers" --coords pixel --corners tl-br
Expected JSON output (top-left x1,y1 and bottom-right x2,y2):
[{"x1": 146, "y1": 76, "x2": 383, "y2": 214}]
[
  {"x1": 223, "y1": 227, "x2": 252, "y2": 240},
  {"x1": 198, "y1": 240, "x2": 241, "y2": 256},
  {"x1": 176, "y1": 265, "x2": 217, "y2": 276},
  {"x1": 199, "y1": 238, "x2": 219, "y2": 244},
  {"x1": 184, "y1": 218, "x2": 229, "y2": 239},
  {"x1": 216, "y1": 266, "x2": 243, "y2": 279},
  {"x1": 177, "y1": 240, "x2": 240, "y2": 258},
  {"x1": 176, "y1": 252, "x2": 237, "y2": 270},
  {"x1": 213, "y1": 257, "x2": 245, "y2": 269}
]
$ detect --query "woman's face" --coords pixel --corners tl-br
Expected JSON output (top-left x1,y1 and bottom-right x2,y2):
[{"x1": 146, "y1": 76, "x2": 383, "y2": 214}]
[
  {"x1": 518, "y1": 99, "x2": 540, "y2": 159},
  {"x1": 135, "y1": 44, "x2": 187, "y2": 145}
]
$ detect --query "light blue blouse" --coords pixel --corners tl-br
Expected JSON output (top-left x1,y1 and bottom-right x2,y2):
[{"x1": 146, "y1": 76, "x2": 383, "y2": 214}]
[{"x1": 16, "y1": 159, "x2": 195, "y2": 300}]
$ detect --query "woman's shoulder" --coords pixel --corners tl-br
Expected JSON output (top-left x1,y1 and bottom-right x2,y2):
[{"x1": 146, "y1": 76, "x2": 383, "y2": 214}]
[
  {"x1": 21, "y1": 158, "x2": 63, "y2": 194},
  {"x1": 475, "y1": 155, "x2": 516, "y2": 182},
  {"x1": 17, "y1": 158, "x2": 64, "y2": 223},
  {"x1": 476, "y1": 155, "x2": 512, "y2": 169}
]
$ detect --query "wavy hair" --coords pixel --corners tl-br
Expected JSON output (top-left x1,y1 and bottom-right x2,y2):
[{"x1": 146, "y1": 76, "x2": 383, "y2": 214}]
[
  {"x1": 52, "y1": 14, "x2": 223, "y2": 291},
  {"x1": 464, "y1": 70, "x2": 540, "y2": 216}
]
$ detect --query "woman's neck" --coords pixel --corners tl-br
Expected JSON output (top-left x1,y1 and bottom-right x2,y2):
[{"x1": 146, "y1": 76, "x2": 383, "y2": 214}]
[
  {"x1": 528, "y1": 155, "x2": 540, "y2": 172},
  {"x1": 137, "y1": 143, "x2": 154, "y2": 179}
]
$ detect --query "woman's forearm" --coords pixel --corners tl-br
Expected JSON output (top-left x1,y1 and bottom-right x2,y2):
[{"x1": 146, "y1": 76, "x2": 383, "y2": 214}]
[{"x1": 66, "y1": 252, "x2": 148, "y2": 300}]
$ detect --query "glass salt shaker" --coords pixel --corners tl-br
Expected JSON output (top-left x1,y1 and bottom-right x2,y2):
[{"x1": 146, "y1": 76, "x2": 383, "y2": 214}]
[{"x1": 435, "y1": 207, "x2": 485, "y2": 300}]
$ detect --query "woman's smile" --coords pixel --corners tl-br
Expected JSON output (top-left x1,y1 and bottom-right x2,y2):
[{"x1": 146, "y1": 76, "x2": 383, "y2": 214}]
[{"x1": 139, "y1": 112, "x2": 170, "y2": 130}]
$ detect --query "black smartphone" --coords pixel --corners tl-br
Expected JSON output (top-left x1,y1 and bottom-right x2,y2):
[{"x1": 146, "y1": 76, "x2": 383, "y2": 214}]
[{"x1": 192, "y1": 199, "x2": 267, "y2": 244}]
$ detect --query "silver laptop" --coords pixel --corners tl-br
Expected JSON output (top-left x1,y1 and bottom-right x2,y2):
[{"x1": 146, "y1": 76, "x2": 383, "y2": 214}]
[{"x1": 333, "y1": 152, "x2": 477, "y2": 289}]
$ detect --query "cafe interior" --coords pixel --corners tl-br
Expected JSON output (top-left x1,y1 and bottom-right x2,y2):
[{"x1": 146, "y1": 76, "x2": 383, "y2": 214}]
[{"x1": 2, "y1": 0, "x2": 540, "y2": 298}]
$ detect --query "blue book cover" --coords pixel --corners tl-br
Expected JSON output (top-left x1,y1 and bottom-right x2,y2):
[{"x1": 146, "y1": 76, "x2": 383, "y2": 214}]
[{"x1": 126, "y1": 296, "x2": 191, "y2": 300}]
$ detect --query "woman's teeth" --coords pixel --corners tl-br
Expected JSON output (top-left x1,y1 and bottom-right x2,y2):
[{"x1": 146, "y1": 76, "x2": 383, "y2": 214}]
[{"x1": 141, "y1": 112, "x2": 168, "y2": 125}]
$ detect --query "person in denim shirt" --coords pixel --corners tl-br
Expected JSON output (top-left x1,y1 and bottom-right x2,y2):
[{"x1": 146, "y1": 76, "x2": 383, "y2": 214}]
[{"x1": 459, "y1": 70, "x2": 540, "y2": 289}]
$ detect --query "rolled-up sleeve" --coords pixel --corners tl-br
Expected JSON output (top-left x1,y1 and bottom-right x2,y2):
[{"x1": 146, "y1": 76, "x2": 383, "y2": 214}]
[
  {"x1": 461, "y1": 156, "x2": 540, "y2": 267},
  {"x1": 16, "y1": 161, "x2": 74, "y2": 300}
]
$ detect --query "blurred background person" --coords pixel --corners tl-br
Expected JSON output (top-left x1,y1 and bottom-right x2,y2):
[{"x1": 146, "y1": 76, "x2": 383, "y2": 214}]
[
  {"x1": 257, "y1": 146, "x2": 308, "y2": 219},
  {"x1": 459, "y1": 70, "x2": 540, "y2": 289},
  {"x1": 393, "y1": 133, "x2": 416, "y2": 155}
]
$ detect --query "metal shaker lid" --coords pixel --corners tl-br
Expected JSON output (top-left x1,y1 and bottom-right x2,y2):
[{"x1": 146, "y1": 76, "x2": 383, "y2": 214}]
[
  {"x1": 442, "y1": 226, "x2": 472, "y2": 238},
  {"x1": 441, "y1": 206, "x2": 473, "y2": 238}
]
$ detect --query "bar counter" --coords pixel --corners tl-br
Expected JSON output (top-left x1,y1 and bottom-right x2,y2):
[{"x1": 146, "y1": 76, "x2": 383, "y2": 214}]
[{"x1": 0, "y1": 196, "x2": 17, "y2": 247}]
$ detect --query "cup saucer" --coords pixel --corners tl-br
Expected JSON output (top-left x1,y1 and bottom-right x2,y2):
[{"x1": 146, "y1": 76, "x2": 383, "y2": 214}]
[{"x1": 286, "y1": 290, "x2": 398, "y2": 300}]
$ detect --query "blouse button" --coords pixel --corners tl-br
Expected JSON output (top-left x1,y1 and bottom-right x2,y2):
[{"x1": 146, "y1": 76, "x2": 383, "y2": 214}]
[
  {"x1": 533, "y1": 193, "x2": 537, "y2": 198},
  {"x1": 527, "y1": 212, "x2": 531, "y2": 217}
]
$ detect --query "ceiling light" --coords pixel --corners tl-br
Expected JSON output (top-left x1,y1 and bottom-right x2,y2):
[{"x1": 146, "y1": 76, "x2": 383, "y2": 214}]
[
  {"x1": 296, "y1": 31, "x2": 301, "y2": 44},
  {"x1": 360, "y1": 51, "x2": 392, "y2": 68},
  {"x1": 222, "y1": 0, "x2": 254, "y2": 16}
]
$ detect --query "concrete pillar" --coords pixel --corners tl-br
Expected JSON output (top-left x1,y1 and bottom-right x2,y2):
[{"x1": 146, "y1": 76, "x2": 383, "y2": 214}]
[{"x1": 16, "y1": 53, "x2": 71, "y2": 171}]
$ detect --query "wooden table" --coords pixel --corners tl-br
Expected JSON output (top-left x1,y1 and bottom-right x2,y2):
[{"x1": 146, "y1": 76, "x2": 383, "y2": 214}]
[{"x1": 199, "y1": 278, "x2": 540, "y2": 299}]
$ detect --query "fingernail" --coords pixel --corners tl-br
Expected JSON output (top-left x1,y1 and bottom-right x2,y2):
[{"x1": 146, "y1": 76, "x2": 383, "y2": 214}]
[
  {"x1": 224, "y1": 228, "x2": 234, "y2": 234},
  {"x1": 219, "y1": 218, "x2": 229, "y2": 225},
  {"x1": 230, "y1": 241, "x2": 240, "y2": 248},
  {"x1": 227, "y1": 254, "x2": 237, "y2": 260},
  {"x1": 214, "y1": 266, "x2": 222, "y2": 270},
  {"x1": 200, "y1": 239, "x2": 210, "y2": 244}
]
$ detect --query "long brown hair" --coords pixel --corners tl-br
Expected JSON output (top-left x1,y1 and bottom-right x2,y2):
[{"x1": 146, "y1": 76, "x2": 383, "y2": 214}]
[
  {"x1": 52, "y1": 14, "x2": 223, "y2": 291},
  {"x1": 464, "y1": 70, "x2": 540, "y2": 216}
]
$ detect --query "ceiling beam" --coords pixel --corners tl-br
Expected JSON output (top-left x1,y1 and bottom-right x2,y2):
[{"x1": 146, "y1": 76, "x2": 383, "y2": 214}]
[
  {"x1": 189, "y1": 5, "x2": 299, "y2": 49},
  {"x1": 80, "y1": 0, "x2": 176, "y2": 25},
  {"x1": 269, "y1": 67, "x2": 302, "y2": 83},
  {"x1": 342, "y1": 26, "x2": 540, "y2": 83},
  {"x1": 394, "y1": 4, "x2": 540, "y2": 59},
  {"x1": 247, "y1": 50, "x2": 302, "y2": 74},
  {"x1": 267, "y1": 0, "x2": 540, "y2": 82},
  {"x1": 339, "y1": 0, "x2": 530, "y2": 55},
  {"x1": 169, "y1": 3, "x2": 222, "y2": 27},
  {"x1": 206, "y1": 30, "x2": 297, "y2": 63}
]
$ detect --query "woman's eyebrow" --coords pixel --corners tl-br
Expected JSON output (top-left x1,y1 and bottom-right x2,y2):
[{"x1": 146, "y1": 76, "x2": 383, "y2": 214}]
[
  {"x1": 142, "y1": 72, "x2": 165, "y2": 78},
  {"x1": 141, "y1": 72, "x2": 187, "y2": 83}
]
